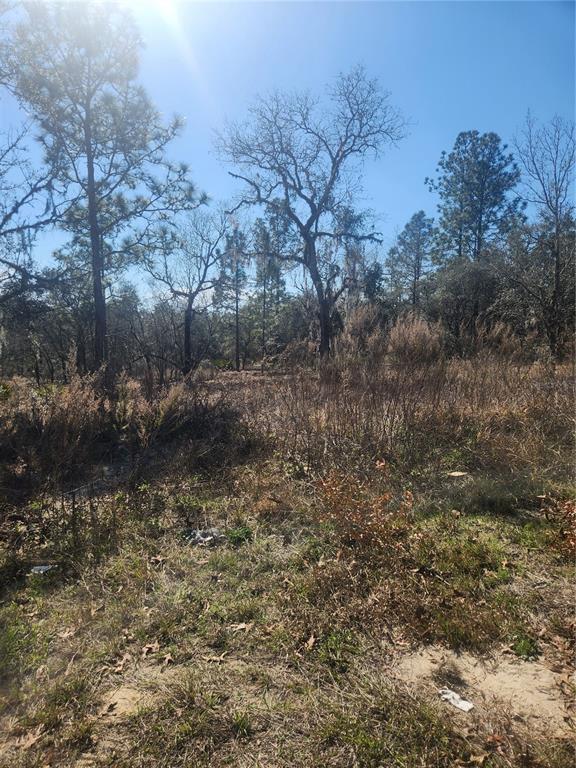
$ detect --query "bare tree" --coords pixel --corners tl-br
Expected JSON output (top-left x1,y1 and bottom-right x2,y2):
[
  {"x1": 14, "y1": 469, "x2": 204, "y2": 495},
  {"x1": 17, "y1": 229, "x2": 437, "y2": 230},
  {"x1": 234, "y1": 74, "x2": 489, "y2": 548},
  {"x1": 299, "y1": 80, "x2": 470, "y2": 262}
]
[
  {"x1": 514, "y1": 114, "x2": 575, "y2": 358},
  {"x1": 217, "y1": 65, "x2": 405, "y2": 357},
  {"x1": 144, "y1": 210, "x2": 227, "y2": 374}
]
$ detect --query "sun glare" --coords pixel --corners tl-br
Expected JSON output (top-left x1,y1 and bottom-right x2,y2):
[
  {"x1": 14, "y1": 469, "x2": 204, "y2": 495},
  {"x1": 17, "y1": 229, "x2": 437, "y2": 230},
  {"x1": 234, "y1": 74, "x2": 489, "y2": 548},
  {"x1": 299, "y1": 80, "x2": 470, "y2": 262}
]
[{"x1": 120, "y1": 0, "x2": 203, "y2": 82}]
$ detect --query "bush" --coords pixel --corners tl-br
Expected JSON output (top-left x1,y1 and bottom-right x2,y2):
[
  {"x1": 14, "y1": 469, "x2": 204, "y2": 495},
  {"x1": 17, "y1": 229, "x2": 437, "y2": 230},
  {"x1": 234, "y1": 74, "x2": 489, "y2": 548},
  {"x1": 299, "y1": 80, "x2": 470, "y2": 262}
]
[
  {"x1": 0, "y1": 371, "x2": 112, "y2": 489},
  {"x1": 387, "y1": 313, "x2": 444, "y2": 366},
  {"x1": 316, "y1": 471, "x2": 414, "y2": 558},
  {"x1": 335, "y1": 304, "x2": 386, "y2": 361}
]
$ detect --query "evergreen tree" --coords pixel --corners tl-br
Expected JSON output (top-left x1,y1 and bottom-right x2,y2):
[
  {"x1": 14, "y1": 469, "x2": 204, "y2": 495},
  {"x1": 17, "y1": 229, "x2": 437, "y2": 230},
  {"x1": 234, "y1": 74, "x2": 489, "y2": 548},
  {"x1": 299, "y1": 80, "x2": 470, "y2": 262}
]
[
  {"x1": 214, "y1": 225, "x2": 249, "y2": 371},
  {"x1": 386, "y1": 210, "x2": 434, "y2": 308},
  {"x1": 427, "y1": 131, "x2": 522, "y2": 262},
  {"x1": 252, "y1": 217, "x2": 287, "y2": 367},
  {"x1": 4, "y1": 2, "x2": 202, "y2": 368}
]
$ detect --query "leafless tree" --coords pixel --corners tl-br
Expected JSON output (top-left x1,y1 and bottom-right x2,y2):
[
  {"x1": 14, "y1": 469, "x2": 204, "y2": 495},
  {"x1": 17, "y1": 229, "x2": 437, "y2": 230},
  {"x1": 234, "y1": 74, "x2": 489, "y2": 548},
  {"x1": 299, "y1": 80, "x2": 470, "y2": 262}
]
[
  {"x1": 514, "y1": 114, "x2": 575, "y2": 358},
  {"x1": 217, "y1": 65, "x2": 405, "y2": 356},
  {"x1": 144, "y1": 210, "x2": 227, "y2": 374}
]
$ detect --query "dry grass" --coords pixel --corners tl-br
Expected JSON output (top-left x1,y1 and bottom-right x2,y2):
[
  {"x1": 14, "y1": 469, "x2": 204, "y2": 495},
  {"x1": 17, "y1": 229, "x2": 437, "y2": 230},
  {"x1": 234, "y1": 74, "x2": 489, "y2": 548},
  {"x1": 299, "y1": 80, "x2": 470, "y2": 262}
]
[
  {"x1": 0, "y1": 335, "x2": 574, "y2": 767},
  {"x1": 0, "y1": 371, "x2": 244, "y2": 501},
  {"x1": 1, "y1": 463, "x2": 573, "y2": 767}
]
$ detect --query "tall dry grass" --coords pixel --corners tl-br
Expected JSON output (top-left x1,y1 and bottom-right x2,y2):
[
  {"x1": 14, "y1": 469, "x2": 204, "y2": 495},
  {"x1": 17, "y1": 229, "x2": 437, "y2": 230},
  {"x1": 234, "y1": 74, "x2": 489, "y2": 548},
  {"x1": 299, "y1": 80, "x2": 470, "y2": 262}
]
[
  {"x1": 0, "y1": 369, "x2": 241, "y2": 500},
  {"x1": 229, "y1": 314, "x2": 574, "y2": 483}
]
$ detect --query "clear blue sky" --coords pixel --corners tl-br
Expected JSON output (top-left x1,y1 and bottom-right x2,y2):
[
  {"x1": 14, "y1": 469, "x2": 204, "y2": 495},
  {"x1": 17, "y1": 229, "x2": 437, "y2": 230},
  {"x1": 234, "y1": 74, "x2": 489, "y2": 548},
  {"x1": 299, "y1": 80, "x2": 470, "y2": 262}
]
[
  {"x1": 134, "y1": 0, "x2": 574, "y2": 249},
  {"x1": 2, "y1": 0, "x2": 574, "y2": 260}
]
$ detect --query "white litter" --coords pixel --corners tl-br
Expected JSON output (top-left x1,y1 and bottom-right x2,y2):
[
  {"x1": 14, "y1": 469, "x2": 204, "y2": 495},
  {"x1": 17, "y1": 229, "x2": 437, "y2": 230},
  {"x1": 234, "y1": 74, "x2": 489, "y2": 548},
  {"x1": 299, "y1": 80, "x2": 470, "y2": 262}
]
[
  {"x1": 438, "y1": 688, "x2": 474, "y2": 712},
  {"x1": 29, "y1": 565, "x2": 55, "y2": 575}
]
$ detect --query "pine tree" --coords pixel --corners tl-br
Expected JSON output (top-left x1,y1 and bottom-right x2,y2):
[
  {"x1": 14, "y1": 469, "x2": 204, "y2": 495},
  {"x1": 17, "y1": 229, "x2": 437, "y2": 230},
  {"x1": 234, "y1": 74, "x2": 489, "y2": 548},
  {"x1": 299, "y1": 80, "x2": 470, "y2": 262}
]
[
  {"x1": 214, "y1": 226, "x2": 249, "y2": 371},
  {"x1": 5, "y1": 2, "x2": 202, "y2": 368},
  {"x1": 427, "y1": 131, "x2": 522, "y2": 262},
  {"x1": 386, "y1": 210, "x2": 434, "y2": 308}
]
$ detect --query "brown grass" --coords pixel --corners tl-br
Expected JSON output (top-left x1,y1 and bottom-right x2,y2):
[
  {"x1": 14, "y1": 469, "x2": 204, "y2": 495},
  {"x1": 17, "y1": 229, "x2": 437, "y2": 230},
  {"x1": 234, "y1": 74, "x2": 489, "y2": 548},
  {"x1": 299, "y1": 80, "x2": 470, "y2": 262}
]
[{"x1": 0, "y1": 325, "x2": 574, "y2": 768}]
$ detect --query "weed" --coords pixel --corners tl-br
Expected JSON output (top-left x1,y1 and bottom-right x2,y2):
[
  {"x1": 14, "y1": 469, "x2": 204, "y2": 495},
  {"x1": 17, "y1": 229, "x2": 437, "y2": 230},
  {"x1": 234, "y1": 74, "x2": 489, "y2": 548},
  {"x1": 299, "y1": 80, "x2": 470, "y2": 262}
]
[
  {"x1": 230, "y1": 710, "x2": 253, "y2": 738},
  {"x1": 227, "y1": 525, "x2": 253, "y2": 547},
  {"x1": 317, "y1": 685, "x2": 466, "y2": 768},
  {"x1": 0, "y1": 603, "x2": 43, "y2": 684},
  {"x1": 316, "y1": 630, "x2": 357, "y2": 672},
  {"x1": 511, "y1": 631, "x2": 540, "y2": 660}
]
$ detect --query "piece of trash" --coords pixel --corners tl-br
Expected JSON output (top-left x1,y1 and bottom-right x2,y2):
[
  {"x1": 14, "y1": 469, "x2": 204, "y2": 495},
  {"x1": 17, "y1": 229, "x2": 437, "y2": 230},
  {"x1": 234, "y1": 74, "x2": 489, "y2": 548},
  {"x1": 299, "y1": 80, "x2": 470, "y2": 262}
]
[
  {"x1": 182, "y1": 527, "x2": 224, "y2": 546},
  {"x1": 439, "y1": 687, "x2": 474, "y2": 712},
  {"x1": 447, "y1": 471, "x2": 468, "y2": 478},
  {"x1": 29, "y1": 565, "x2": 55, "y2": 575}
]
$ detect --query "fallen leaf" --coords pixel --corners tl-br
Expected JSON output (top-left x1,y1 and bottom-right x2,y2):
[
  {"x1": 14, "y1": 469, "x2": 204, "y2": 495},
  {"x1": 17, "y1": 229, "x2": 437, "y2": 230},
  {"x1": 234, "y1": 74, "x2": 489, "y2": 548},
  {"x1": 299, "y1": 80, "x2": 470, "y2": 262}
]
[
  {"x1": 305, "y1": 634, "x2": 316, "y2": 650},
  {"x1": 447, "y1": 471, "x2": 468, "y2": 478},
  {"x1": 16, "y1": 725, "x2": 44, "y2": 750},
  {"x1": 485, "y1": 733, "x2": 505, "y2": 748},
  {"x1": 161, "y1": 653, "x2": 174, "y2": 670},
  {"x1": 98, "y1": 701, "x2": 118, "y2": 717},
  {"x1": 113, "y1": 652, "x2": 132, "y2": 673},
  {"x1": 141, "y1": 640, "x2": 160, "y2": 659},
  {"x1": 57, "y1": 627, "x2": 76, "y2": 640},
  {"x1": 201, "y1": 652, "x2": 228, "y2": 663},
  {"x1": 90, "y1": 603, "x2": 105, "y2": 616},
  {"x1": 230, "y1": 622, "x2": 254, "y2": 633},
  {"x1": 64, "y1": 653, "x2": 78, "y2": 677}
]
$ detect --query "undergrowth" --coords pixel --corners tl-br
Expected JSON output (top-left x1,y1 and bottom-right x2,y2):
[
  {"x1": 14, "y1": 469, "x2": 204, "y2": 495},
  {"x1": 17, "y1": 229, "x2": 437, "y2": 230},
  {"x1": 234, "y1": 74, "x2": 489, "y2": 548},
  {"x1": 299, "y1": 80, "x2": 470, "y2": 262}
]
[{"x1": 0, "y1": 348, "x2": 574, "y2": 768}]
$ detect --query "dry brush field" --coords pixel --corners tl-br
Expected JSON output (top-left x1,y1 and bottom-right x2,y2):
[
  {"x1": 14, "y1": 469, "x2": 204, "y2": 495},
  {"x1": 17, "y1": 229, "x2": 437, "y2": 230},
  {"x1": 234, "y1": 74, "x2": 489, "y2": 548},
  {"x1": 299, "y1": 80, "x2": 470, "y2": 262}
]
[{"x1": 0, "y1": 349, "x2": 574, "y2": 767}]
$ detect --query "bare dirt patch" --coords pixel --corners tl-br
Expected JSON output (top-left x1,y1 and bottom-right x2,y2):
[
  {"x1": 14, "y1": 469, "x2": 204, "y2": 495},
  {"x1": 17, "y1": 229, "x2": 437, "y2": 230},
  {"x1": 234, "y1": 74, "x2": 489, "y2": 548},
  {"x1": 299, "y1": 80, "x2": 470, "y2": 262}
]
[{"x1": 393, "y1": 645, "x2": 573, "y2": 736}]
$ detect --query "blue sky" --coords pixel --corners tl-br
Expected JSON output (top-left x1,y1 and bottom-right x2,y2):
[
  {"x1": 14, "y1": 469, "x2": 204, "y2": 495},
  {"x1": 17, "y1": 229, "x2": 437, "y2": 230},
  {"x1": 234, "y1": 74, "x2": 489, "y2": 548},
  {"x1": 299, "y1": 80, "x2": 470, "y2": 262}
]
[
  {"x1": 135, "y1": 0, "x2": 574, "y2": 248},
  {"x1": 2, "y1": 0, "x2": 574, "y2": 261}
]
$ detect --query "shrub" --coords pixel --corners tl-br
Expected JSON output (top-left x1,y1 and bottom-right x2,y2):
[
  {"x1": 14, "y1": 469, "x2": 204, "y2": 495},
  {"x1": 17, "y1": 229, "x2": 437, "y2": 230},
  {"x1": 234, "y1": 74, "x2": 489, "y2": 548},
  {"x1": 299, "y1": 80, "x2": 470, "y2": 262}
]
[
  {"x1": 335, "y1": 304, "x2": 386, "y2": 361},
  {"x1": 0, "y1": 371, "x2": 111, "y2": 489},
  {"x1": 316, "y1": 471, "x2": 414, "y2": 558},
  {"x1": 387, "y1": 313, "x2": 444, "y2": 366}
]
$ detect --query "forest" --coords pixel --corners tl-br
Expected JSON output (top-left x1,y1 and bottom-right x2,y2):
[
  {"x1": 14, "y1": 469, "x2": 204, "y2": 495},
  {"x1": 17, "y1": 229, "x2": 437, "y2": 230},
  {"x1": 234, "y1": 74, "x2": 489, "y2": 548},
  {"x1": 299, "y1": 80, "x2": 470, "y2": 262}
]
[{"x1": 0, "y1": 2, "x2": 574, "y2": 768}]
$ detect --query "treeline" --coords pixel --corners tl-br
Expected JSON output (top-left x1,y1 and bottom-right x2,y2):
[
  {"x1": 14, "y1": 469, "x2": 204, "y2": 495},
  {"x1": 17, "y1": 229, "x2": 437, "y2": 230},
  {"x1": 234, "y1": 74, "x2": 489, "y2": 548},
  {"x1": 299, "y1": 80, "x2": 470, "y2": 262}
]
[{"x1": 0, "y1": 3, "x2": 573, "y2": 383}]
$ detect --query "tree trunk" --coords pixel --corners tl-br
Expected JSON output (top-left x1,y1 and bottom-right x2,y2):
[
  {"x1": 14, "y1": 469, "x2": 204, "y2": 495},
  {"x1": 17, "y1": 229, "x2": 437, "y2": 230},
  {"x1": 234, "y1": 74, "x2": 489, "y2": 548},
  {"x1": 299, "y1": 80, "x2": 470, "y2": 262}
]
[
  {"x1": 261, "y1": 264, "x2": 268, "y2": 372},
  {"x1": 183, "y1": 296, "x2": 194, "y2": 375},
  {"x1": 84, "y1": 110, "x2": 106, "y2": 370},
  {"x1": 318, "y1": 297, "x2": 331, "y2": 358},
  {"x1": 307, "y1": 241, "x2": 332, "y2": 358},
  {"x1": 76, "y1": 327, "x2": 87, "y2": 373},
  {"x1": 550, "y1": 224, "x2": 563, "y2": 361},
  {"x1": 234, "y1": 261, "x2": 241, "y2": 372}
]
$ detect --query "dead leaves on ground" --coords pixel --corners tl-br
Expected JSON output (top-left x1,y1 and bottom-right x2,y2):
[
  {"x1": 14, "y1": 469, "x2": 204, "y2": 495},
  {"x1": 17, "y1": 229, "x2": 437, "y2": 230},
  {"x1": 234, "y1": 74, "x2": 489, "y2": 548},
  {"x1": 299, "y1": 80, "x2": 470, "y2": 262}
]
[{"x1": 230, "y1": 622, "x2": 254, "y2": 633}]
